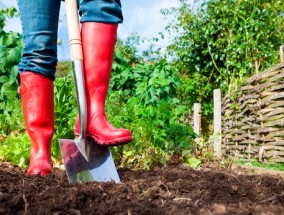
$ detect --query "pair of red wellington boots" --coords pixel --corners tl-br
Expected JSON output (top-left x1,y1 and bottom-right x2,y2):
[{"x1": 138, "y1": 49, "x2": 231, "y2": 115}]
[{"x1": 19, "y1": 23, "x2": 132, "y2": 176}]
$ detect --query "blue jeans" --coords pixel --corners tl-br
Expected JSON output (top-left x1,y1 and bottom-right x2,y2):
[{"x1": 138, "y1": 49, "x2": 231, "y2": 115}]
[{"x1": 17, "y1": 0, "x2": 123, "y2": 80}]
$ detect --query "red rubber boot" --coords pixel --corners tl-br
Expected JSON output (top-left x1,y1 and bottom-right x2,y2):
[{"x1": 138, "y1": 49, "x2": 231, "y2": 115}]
[
  {"x1": 74, "y1": 22, "x2": 132, "y2": 145},
  {"x1": 20, "y1": 72, "x2": 54, "y2": 176}
]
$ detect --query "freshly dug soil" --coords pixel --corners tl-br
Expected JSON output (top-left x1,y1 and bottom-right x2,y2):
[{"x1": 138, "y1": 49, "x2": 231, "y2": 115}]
[{"x1": 0, "y1": 161, "x2": 284, "y2": 215}]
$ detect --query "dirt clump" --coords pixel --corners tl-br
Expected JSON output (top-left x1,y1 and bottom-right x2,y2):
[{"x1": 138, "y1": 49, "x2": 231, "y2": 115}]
[{"x1": 0, "y1": 162, "x2": 283, "y2": 215}]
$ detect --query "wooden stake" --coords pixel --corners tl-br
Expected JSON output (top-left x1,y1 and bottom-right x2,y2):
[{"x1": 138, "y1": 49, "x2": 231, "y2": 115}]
[
  {"x1": 280, "y1": 45, "x2": 284, "y2": 63},
  {"x1": 193, "y1": 103, "x2": 201, "y2": 138},
  {"x1": 214, "y1": 89, "x2": 222, "y2": 158}
]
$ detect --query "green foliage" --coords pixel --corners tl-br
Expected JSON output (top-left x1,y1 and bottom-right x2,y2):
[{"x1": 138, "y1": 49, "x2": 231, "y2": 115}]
[
  {"x1": 0, "y1": 133, "x2": 30, "y2": 168},
  {"x1": 134, "y1": 61, "x2": 181, "y2": 105},
  {"x1": 108, "y1": 49, "x2": 197, "y2": 168},
  {"x1": 56, "y1": 61, "x2": 72, "y2": 77},
  {"x1": 112, "y1": 55, "x2": 181, "y2": 105},
  {"x1": 107, "y1": 96, "x2": 196, "y2": 169},
  {"x1": 0, "y1": 7, "x2": 27, "y2": 168},
  {"x1": 164, "y1": 0, "x2": 284, "y2": 117},
  {"x1": 239, "y1": 159, "x2": 284, "y2": 172},
  {"x1": 0, "y1": 99, "x2": 24, "y2": 135},
  {"x1": 53, "y1": 72, "x2": 77, "y2": 160},
  {"x1": 182, "y1": 150, "x2": 202, "y2": 168},
  {"x1": 115, "y1": 33, "x2": 143, "y2": 65},
  {"x1": 0, "y1": 7, "x2": 23, "y2": 135},
  {"x1": 0, "y1": 7, "x2": 18, "y2": 32}
]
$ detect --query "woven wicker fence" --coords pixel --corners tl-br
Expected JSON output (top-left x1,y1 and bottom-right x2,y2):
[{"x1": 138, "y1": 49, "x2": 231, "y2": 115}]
[{"x1": 222, "y1": 60, "x2": 284, "y2": 163}]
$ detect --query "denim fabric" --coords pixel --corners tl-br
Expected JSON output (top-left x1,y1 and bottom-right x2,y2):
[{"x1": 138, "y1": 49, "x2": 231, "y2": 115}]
[
  {"x1": 17, "y1": 0, "x2": 123, "y2": 80},
  {"x1": 79, "y1": 0, "x2": 123, "y2": 24},
  {"x1": 17, "y1": 0, "x2": 61, "y2": 80}
]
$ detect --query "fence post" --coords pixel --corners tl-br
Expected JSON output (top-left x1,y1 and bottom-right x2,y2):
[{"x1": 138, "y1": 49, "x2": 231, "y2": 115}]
[
  {"x1": 193, "y1": 103, "x2": 201, "y2": 142},
  {"x1": 214, "y1": 89, "x2": 222, "y2": 158},
  {"x1": 280, "y1": 45, "x2": 284, "y2": 63}
]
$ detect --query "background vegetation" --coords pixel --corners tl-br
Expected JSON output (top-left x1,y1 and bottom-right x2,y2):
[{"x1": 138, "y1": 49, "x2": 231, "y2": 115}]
[
  {"x1": 164, "y1": 0, "x2": 284, "y2": 116},
  {"x1": 1, "y1": 0, "x2": 284, "y2": 170}
]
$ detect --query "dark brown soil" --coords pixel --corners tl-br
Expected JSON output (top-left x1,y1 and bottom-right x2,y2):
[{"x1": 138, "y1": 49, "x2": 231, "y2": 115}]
[{"x1": 0, "y1": 161, "x2": 284, "y2": 215}]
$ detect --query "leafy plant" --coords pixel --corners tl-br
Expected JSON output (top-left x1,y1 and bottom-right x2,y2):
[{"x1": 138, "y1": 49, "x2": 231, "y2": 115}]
[
  {"x1": 239, "y1": 159, "x2": 284, "y2": 172},
  {"x1": 133, "y1": 60, "x2": 181, "y2": 105},
  {"x1": 111, "y1": 56, "x2": 181, "y2": 104},
  {"x1": 56, "y1": 61, "x2": 72, "y2": 77},
  {"x1": 0, "y1": 133, "x2": 30, "y2": 168},
  {"x1": 182, "y1": 150, "x2": 202, "y2": 168},
  {"x1": 53, "y1": 72, "x2": 77, "y2": 160},
  {"x1": 107, "y1": 34, "x2": 198, "y2": 169},
  {"x1": 0, "y1": 7, "x2": 22, "y2": 135},
  {"x1": 163, "y1": 0, "x2": 284, "y2": 118},
  {"x1": 107, "y1": 93, "x2": 196, "y2": 169}
]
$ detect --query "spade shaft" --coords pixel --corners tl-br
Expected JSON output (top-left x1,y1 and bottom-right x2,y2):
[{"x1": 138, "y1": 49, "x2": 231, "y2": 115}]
[{"x1": 65, "y1": 0, "x2": 88, "y2": 160}]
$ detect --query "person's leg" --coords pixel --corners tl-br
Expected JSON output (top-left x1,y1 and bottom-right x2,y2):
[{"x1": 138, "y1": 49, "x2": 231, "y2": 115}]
[
  {"x1": 17, "y1": 0, "x2": 61, "y2": 175},
  {"x1": 74, "y1": 0, "x2": 132, "y2": 145},
  {"x1": 17, "y1": 0, "x2": 60, "y2": 80}
]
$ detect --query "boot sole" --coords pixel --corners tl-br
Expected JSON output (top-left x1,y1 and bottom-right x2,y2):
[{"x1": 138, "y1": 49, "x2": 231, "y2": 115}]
[
  {"x1": 95, "y1": 136, "x2": 133, "y2": 146},
  {"x1": 74, "y1": 130, "x2": 132, "y2": 146}
]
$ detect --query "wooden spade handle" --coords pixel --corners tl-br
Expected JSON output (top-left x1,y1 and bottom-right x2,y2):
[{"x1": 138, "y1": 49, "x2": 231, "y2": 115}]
[{"x1": 65, "y1": 0, "x2": 83, "y2": 61}]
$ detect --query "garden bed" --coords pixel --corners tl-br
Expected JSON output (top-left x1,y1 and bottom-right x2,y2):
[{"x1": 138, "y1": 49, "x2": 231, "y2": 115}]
[{"x1": 0, "y1": 161, "x2": 283, "y2": 215}]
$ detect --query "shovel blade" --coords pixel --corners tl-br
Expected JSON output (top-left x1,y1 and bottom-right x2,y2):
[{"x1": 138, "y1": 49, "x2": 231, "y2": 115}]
[{"x1": 58, "y1": 138, "x2": 121, "y2": 183}]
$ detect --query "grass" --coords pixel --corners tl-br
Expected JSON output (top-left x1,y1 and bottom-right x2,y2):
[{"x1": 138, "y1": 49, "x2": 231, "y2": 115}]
[{"x1": 239, "y1": 159, "x2": 284, "y2": 172}]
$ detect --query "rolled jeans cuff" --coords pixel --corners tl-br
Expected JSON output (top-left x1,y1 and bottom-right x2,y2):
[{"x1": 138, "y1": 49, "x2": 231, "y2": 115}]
[{"x1": 79, "y1": 0, "x2": 123, "y2": 24}]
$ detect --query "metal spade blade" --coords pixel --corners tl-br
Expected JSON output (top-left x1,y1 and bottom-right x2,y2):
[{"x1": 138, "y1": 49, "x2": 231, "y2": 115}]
[{"x1": 59, "y1": 137, "x2": 121, "y2": 183}]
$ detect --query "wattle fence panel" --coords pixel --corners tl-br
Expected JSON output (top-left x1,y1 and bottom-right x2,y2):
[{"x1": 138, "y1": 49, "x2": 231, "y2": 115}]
[{"x1": 222, "y1": 62, "x2": 284, "y2": 163}]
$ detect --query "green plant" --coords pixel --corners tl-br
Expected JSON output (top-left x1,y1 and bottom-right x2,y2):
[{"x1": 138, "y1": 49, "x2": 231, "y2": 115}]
[
  {"x1": 108, "y1": 36, "x2": 198, "y2": 169},
  {"x1": 115, "y1": 33, "x2": 143, "y2": 65},
  {"x1": 134, "y1": 61, "x2": 181, "y2": 105},
  {"x1": 107, "y1": 93, "x2": 196, "y2": 169},
  {"x1": 56, "y1": 61, "x2": 72, "y2": 77},
  {"x1": 163, "y1": 0, "x2": 284, "y2": 118},
  {"x1": 0, "y1": 7, "x2": 23, "y2": 135},
  {"x1": 0, "y1": 133, "x2": 30, "y2": 168},
  {"x1": 182, "y1": 150, "x2": 202, "y2": 168},
  {"x1": 111, "y1": 57, "x2": 181, "y2": 104},
  {"x1": 239, "y1": 159, "x2": 284, "y2": 172},
  {"x1": 53, "y1": 72, "x2": 77, "y2": 160}
]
